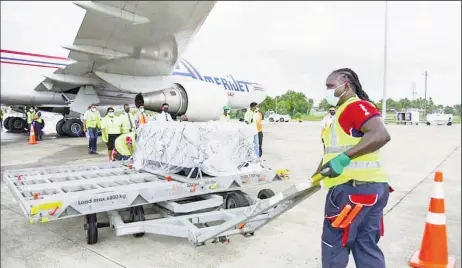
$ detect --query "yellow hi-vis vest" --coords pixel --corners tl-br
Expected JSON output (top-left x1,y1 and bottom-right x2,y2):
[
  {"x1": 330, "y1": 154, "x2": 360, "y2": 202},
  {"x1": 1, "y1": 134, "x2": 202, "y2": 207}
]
[
  {"x1": 27, "y1": 111, "x2": 35, "y2": 124},
  {"x1": 321, "y1": 96, "x2": 387, "y2": 189},
  {"x1": 115, "y1": 132, "x2": 136, "y2": 156},
  {"x1": 101, "y1": 116, "x2": 122, "y2": 142},
  {"x1": 85, "y1": 110, "x2": 101, "y2": 128},
  {"x1": 120, "y1": 112, "x2": 135, "y2": 134}
]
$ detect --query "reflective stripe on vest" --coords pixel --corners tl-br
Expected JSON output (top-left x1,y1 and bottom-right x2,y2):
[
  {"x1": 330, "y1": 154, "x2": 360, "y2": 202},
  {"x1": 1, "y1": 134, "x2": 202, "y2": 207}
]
[
  {"x1": 138, "y1": 113, "x2": 147, "y2": 125},
  {"x1": 321, "y1": 97, "x2": 387, "y2": 189},
  {"x1": 121, "y1": 113, "x2": 134, "y2": 133},
  {"x1": 115, "y1": 132, "x2": 136, "y2": 156}
]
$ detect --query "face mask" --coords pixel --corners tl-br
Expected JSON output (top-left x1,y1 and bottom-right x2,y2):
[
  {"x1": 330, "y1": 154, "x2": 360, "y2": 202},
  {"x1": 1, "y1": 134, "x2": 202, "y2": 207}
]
[
  {"x1": 325, "y1": 83, "x2": 347, "y2": 106},
  {"x1": 91, "y1": 108, "x2": 96, "y2": 112},
  {"x1": 139, "y1": 108, "x2": 144, "y2": 113},
  {"x1": 124, "y1": 108, "x2": 130, "y2": 113},
  {"x1": 108, "y1": 112, "x2": 114, "y2": 117}
]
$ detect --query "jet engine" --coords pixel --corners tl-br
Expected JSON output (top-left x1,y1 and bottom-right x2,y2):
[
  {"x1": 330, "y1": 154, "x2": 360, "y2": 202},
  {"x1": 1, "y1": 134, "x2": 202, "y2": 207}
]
[{"x1": 135, "y1": 81, "x2": 229, "y2": 121}]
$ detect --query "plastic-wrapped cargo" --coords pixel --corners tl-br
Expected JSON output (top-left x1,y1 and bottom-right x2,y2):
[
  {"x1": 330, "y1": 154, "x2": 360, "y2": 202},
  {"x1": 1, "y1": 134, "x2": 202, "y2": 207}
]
[{"x1": 132, "y1": 120, "x2": 258, "y2": 176}]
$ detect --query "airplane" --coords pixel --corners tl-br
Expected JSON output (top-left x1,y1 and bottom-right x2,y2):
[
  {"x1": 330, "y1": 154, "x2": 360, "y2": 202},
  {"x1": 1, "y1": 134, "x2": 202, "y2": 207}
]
[{"x1": 1, "y1": 1, "x2": 267, "y2": 137}]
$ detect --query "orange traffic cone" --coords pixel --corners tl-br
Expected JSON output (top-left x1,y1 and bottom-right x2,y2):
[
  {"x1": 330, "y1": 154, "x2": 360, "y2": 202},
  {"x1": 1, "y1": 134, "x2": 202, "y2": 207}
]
[
  {"x1": 409, "y1": 171, "x2": 456, "y2": 268},
  {"x1": 28, "y1": 123, "x2": 37, "y2": 145}
]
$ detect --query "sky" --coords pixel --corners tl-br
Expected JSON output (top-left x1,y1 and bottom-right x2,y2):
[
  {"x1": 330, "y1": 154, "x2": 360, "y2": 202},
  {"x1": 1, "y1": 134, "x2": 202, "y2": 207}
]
[
  {"x1": 183, "y1": 1, "x2": 461, "y2": 105},
  {"x1": 1, "y1": 1, "x2": 460, "y2": 106}
]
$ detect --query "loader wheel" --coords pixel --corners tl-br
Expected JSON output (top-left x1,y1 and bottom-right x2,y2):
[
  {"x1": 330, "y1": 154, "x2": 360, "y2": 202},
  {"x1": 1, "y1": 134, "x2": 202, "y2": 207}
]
[
  {"x1": 86, "y1": 214, "x2": 98, "y2": 245},
  {"x1": 257, "y1": 189, "x2": 275, "y2": 199},
  {"x1": 226, "y1": 192, "x2": 249, "y2": 209},
  {"x1": 129, "y1": 206, "x2": 145, "y2": 238}
]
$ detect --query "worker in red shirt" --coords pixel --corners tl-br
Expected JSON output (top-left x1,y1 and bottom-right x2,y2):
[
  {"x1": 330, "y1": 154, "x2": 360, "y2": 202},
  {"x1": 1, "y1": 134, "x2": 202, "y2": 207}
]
[{"x1": 312, "y1": 68, "x2": 392, "y2": 268}]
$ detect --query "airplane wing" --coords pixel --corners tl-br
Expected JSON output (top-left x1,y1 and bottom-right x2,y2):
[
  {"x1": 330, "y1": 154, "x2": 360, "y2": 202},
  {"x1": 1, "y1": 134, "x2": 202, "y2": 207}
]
[{"x1": 36, "y1": 1, "x2": 216, "y2": 92}]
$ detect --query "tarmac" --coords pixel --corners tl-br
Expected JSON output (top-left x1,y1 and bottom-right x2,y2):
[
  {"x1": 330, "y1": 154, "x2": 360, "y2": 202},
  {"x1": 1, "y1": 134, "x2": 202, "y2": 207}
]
[{"x1": 1, "y1": 120, "x2": 461, "y2": 268}]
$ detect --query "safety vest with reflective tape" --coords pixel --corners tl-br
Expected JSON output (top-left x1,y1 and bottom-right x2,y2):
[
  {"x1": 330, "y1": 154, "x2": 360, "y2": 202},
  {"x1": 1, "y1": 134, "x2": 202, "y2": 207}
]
[
  {"x1": 115, "y1": 132, "x2": 136, "y2": 156},
  {"x1": 321, "y1": 96, "x2": 387, "y2": 189},
  {"x1": 120, "y1": 112, "x2": 135, "y2": 134}
]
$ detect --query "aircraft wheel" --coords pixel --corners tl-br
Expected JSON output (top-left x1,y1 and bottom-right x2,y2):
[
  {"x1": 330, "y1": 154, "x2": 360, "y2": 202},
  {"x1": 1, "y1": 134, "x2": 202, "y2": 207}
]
[
  {"x1": 63, "y1": 119, "x2": 83, "y2": 137},
  {"x1": 3, "y1": 117, "x2": 12, "y2": 130},
  {"x1": 8, "y1": 117, "x2": 27, "y2": 133},
  {"x1": 56, "y1": 119, "x2": 67, "y2": 137}
]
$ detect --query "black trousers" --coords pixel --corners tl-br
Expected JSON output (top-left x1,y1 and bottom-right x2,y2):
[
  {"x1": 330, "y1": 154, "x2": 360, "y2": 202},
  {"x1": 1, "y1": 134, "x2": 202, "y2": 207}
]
[{"x1": 258, "y1": 131, "x2": 263, "y2": 157}]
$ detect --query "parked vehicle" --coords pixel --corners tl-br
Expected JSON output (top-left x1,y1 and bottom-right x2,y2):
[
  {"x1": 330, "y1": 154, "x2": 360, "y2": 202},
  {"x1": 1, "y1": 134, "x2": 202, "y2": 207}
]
[{"x1": 265, "y1": 110, "x2": 291, "y2": 122}]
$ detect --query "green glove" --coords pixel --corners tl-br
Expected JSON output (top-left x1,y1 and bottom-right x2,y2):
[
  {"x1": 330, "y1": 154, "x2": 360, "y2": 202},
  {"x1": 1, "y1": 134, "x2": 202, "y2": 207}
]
[{"x1": 320, "y1": 153, "x2": 351, "y2": 178}]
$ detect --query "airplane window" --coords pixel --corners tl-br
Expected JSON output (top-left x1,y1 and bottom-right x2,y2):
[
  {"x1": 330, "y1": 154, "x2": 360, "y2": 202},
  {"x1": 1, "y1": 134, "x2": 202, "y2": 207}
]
[{"x1": 170, "y1": 91, "x2": 176, "y2": 96}]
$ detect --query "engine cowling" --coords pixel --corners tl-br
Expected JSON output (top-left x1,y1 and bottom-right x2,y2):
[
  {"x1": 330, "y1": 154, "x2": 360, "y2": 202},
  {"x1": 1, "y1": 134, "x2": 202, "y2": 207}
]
[{"x1": 135, "y1": 81, "x2": 228, "y2": 122}]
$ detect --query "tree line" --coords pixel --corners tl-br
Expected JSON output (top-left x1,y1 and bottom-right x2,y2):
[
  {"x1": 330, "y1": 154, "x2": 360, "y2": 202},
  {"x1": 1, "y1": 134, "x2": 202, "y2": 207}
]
[{"x1": 255, "y1": 90, "x2": 461, "y2": 118}]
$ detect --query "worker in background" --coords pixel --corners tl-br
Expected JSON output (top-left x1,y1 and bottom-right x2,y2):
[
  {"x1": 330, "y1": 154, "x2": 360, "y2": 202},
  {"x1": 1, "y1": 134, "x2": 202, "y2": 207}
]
[
  {"x1": 220, "y1": 106, "x2": 231, "y2": 122},
  {"x1": 135, "y1": 105, "x2": 148, "y2": 128},
  {"x1": 83, "y1": 104, "x2": 101, "y2": 154},
  {"x1": 321, "y1": 106, "x2": 336, "y2": 137},
  {"x1": 255, "y1": 107, "x2": 263, "y2": 158},
  {"x1": 313, "y1": 68, "x2": 392, "y2": 268},
  {"x1": 33, "y1": 112, "x2": 44, "y2": 141},
  {"x1": 239, "y1": 108, "x2": 246, "y2": 122},
  {"x1": 120, "y1": 104, "x2": 135, "y2": 134},
  {"x1": 112, "y1": 131, "x2": 136, "y2": 161},
  {"x1": 244, "y1": 102, "x2": 260, "y2": 157},
  {"x1": 101, "y1": 107, "x2": 122, "y2": 161},
  {"x1": 155, "y1": 103, "x2": 173, "y2": 121},
  {"x1": 26, "y1": 106, "x2": 35, "y2": 131}
]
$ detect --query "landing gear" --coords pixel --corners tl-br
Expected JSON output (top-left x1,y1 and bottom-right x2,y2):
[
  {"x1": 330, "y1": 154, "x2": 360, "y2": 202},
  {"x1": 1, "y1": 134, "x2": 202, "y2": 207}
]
[
  {"x1": 3, "y1": 117, "x2": 11, "y2": 129},
  {"x1": 4, "y1": 117, "x2": 27, "y2": 133},
  {"x1": 56, "y1": 119, "x2": 66, "y2": 136},
  {"x1": 63, "y1": 119, "x2": 84, "y2": 137},
  {"x1": 56, "y1": 118, "x2": 84, "y2": 137}
]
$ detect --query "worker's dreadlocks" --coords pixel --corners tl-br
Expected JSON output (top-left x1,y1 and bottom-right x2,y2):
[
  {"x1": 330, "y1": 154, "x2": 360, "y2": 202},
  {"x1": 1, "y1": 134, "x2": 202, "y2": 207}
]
[{"x1": 331, "y1": 68, "x2": 372, "y2": 103}]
